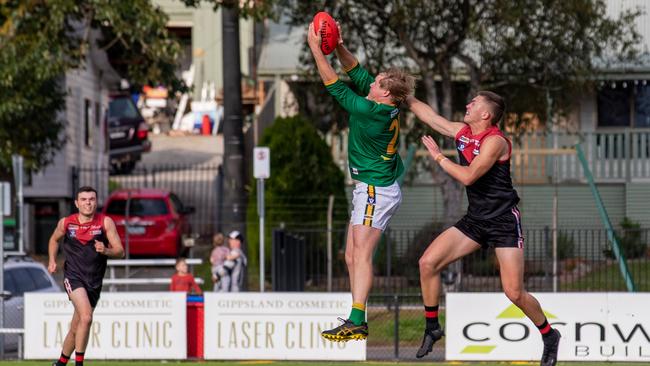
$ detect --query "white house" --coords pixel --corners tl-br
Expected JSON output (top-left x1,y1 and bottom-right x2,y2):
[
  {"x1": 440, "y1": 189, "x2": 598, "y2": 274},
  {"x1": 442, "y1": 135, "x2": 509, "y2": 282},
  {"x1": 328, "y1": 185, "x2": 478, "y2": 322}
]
[{"x1": 21, "y1": 33, "x2": 120, "y2": 254}]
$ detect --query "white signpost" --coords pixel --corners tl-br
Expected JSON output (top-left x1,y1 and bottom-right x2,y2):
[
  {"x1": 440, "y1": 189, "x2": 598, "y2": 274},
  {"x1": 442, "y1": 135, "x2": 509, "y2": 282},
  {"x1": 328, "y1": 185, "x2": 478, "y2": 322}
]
[
  {"x1": 0, "y1": 181, "x2": 11, "y2": 357},
  {"x1": 11, "y1": 155, "x2": 23, "y2": 254},
  {"x1": 253, "y1": 147, "x2": 270, "y2": 292},
  {"x1": 24, "y1": 292, "x2": 187, "y2": 359},
  {"x1": 203, "y1": 292, "x2": 366, "y2": 360}
]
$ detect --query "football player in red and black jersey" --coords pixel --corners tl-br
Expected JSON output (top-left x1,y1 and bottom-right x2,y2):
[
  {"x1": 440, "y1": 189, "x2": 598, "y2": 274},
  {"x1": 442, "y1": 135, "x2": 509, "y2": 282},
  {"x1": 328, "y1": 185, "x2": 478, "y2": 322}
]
[
  {"x1": 48, "y1": 186, "x2": 124, "y2": 366},
  {"x1": 406, "y1": 92, "x2": 561, "y2": 366}
]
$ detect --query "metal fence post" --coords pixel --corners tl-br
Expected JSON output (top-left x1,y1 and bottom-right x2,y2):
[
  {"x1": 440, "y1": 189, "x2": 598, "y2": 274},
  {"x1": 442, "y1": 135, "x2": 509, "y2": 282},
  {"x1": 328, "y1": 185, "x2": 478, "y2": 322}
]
[
  {"x1": 385, "y1": 228, "x2": 392, "y2": 282},
  {"x1": 625, "y1": 128, "x2": 632, "y2": 183},
  {"x1": 393, "y1": 294, "x2": 399, "y2": 360}
]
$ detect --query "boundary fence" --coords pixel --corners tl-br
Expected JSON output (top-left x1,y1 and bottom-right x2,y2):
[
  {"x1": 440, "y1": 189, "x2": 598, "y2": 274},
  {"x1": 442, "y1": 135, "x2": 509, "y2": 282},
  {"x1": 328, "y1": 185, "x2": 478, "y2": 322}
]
[{"x1": 277, "y1": 226, "x2": 650, "y2": 294}]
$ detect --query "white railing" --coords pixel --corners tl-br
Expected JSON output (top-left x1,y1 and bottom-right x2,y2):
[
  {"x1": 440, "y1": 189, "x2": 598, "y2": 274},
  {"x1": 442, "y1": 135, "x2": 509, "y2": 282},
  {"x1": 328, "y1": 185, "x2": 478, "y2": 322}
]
[
  {"x1": 0, "y1": 328, "x2": 24, "y2": 359},
  {"x1": 332, "y1": 128, "x2": 650, "y2": 184},
  {"x1": 105, "y1": 258, "x2": 204, "y2": 291}
]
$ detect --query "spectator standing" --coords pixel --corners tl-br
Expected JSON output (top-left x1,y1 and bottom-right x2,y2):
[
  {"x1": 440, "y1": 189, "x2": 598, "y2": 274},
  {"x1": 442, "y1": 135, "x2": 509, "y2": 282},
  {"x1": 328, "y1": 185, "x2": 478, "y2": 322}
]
[{"x1": 222, "y1": 230, "x2": 247, "y2": 292}]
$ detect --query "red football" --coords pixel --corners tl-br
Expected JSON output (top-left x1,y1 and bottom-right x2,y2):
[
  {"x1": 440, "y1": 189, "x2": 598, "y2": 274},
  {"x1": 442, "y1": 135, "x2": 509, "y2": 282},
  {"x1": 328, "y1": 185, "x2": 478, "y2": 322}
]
[{"x1": 312, "y1": 11, "x2": 339, "y2": 55}]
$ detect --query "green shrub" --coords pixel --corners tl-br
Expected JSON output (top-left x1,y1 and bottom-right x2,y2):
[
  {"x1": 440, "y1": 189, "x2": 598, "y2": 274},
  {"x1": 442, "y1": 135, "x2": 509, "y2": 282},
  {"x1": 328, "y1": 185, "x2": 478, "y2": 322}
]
[
  {"x1": 246, "y1": 115, "x2": 348, "y2": 285},
  {"x1": 108, "y1": 179, "x2": 122, "y2": 193},
  {"x1": 556, "y1": 230, "x2": 575, "y2": 260},
  {"x1": 604, "y1": 217, "x2": 647, "y2": 260}
]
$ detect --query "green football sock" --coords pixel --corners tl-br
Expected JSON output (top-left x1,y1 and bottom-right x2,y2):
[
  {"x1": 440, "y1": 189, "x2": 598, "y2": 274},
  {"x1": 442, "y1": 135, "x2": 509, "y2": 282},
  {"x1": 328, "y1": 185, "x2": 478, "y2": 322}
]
[{"x1": 349, "y1": 302, "x2": 366, "y2": 325}]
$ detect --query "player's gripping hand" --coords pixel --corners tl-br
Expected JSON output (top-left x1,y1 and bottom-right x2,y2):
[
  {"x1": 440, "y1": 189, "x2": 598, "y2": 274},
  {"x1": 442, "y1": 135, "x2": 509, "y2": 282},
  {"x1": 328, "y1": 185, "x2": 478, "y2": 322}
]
[
  {"x1": 94, "y1": 240, "x2": 107, "y2": 254},
  {"x1": 307, "y1": 22, "x2": 323, "y2": 53},
  {"x1": 336, "y1": 21, "x2": 344, "y2": 46}
]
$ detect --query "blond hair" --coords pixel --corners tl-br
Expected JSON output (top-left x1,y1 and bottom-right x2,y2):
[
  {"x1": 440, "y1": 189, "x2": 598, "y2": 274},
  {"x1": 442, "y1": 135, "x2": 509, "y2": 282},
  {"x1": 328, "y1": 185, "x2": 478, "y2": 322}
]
[{"x1": 379, "y1": 68, "x2": 416, "y2": 105}]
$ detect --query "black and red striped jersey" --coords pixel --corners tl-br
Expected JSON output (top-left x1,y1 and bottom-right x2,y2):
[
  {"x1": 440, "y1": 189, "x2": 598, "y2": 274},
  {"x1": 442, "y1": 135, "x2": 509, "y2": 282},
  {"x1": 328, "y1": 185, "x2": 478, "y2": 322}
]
[
  {"x1": 62, "y1": 213, "x2": 109, "y2": 289},
  {"x1": 455, "y1": 125, "x2": 520, "y2": 219}
]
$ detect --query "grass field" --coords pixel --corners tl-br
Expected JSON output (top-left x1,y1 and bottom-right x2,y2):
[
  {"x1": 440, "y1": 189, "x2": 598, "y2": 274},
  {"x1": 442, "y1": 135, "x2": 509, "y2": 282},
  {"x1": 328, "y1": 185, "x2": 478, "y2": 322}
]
[
  {"x1": 0, "y1": 361, "x2": 641, "y2": 366},
  {"x1": 564, "y1": 260, "x2": 650, "y2": 291}
]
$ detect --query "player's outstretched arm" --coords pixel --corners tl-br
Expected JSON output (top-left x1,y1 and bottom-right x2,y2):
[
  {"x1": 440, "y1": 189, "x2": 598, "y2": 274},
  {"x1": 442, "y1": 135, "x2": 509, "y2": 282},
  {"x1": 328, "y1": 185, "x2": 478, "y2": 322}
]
[
  {"x1": 103, "y1": 216, "x2": 125, "y2": 259},
  {"x1": 47, "y1": 218, "x2": 66, "y2": 273},
  {"x1": 308, "y1": 22, "x2": 338, "y2": 85},
  {"x1": 333, "y1": 23, "x2": 358, "y2": 71},
  {"x1": 422, "y1": 135, "x2": 508, "y2": 186},
  {"x1": 407, "y1": 96, "x2": 465, "y2": 138}
]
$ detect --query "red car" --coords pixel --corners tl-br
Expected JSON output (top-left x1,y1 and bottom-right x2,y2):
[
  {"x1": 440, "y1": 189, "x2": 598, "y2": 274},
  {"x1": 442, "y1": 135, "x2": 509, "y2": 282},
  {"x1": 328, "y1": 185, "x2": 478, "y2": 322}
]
[{"x1": 102, "y1": 189, "x2": 195, "y2": 257}]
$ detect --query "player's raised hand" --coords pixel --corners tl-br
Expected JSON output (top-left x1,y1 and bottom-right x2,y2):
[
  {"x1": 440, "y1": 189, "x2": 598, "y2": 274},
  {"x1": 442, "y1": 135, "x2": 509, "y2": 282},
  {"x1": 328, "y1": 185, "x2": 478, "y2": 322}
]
[
  {"x1": 307, "y1": 22, "x2": 323, "y2": 53},
  {"x1": 422, "y1": 135, "x2": 443, "y2": 160},
  {"x1": 94, "y1": 240, "x2": 106, "y2": 254}
]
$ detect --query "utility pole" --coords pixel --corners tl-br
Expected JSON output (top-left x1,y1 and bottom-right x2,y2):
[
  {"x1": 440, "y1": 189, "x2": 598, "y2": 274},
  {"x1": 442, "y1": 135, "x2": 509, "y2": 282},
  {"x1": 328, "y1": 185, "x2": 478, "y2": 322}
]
[{"x1": 222, "y1": 4, "x2": 247, "y2": 262}]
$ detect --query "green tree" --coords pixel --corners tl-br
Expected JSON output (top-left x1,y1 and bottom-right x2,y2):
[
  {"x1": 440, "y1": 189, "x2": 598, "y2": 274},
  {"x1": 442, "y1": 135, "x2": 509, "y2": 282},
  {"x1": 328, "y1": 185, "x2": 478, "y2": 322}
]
[
  {"x1": 245, "y1": 115, "x2": 348, "y2": 286},
  {"x1": 0, "y1": 0, "x2": 182, "y2": 174}
]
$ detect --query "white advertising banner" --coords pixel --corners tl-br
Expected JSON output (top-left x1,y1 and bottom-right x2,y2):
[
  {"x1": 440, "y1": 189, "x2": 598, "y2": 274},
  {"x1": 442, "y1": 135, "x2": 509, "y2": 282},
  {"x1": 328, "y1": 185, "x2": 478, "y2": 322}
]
[
  {"x1": 24, "y1": 292, "x2": 186, "y2": 359},
  {"x1": 446, "y1": 293, "x2": 650, "y2": 362},
  {"x1": 203, "y1": 292, "x2": 366, "y2": 360}
]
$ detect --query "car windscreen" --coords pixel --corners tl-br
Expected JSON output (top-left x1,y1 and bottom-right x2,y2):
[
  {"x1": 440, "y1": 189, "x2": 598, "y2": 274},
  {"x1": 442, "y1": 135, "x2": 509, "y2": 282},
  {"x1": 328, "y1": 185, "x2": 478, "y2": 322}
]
[
  {"x1": 28, "y1": 267, "x2": 53, "y2": 290},
  {"x1": 8, "y1": 268, "x2": 37, "y2": 295},
  {"x1": 105, "y1": 198, "x2": 169, "y2": 216},
  {"x1": 108, "y1": 98, "x2": 140, "y2": 119}
]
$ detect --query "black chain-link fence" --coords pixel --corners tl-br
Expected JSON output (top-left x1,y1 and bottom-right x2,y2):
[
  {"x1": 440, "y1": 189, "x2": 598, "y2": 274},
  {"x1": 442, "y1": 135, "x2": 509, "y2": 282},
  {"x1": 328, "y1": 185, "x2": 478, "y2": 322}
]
[
  {"x1": 366, "y1": 294, "x2": 445, "y2": 360},
  {"x1": 283, "y1": 226, "x2": 650, "y2": 294},
  {"x1": 273, "y1": 226, "x2": 650, "y2": 360}
]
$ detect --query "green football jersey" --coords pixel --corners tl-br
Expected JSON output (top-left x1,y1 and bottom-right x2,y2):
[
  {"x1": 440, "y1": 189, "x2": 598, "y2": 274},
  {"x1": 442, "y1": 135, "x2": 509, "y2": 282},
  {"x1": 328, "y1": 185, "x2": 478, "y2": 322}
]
[{"x1": 325, "y1": 63, "x2": 404, "y2": 187}]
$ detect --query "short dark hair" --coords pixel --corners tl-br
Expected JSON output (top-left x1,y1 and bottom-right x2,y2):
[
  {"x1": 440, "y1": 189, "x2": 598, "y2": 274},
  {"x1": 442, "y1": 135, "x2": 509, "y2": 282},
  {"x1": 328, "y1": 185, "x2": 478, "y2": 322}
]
[
  {"x1": 477, "y1": 90, "x2": 505, "y2": 125},
  {"x1": 76, "y1": 186, "x2": 97, "y2": 199}
]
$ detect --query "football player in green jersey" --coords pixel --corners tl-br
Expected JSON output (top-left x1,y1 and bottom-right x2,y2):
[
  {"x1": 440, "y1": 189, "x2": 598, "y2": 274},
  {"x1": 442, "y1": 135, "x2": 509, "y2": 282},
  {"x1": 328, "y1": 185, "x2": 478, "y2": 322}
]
[{"x1": 308, "y1": 21, "x2": 414, "y2": 342}]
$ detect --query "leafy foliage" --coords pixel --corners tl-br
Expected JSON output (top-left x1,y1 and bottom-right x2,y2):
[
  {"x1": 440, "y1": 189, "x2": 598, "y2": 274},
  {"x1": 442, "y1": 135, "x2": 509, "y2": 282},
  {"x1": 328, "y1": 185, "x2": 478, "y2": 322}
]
[
  {"x1": 245, "y1": 115, "x2": 348, "y2": 273},
  {"x1": 0, "y1": 0, "x2": 182, "y2": 174},
  {"x1": 556, "y1": 230, "x2": 576, "y2": 260},
  {"x1": 180, "y1": 0, "x2": 277, "y2": 21},
  {"x1": 604, "y1": 217, "x2": 648, "y2": 260},
  {"x1": 277, "y1": 0, "x2": 643, "y2": 126},
  {"x1": 475, "y1": 0, "x2": 644, "y2": 128}
]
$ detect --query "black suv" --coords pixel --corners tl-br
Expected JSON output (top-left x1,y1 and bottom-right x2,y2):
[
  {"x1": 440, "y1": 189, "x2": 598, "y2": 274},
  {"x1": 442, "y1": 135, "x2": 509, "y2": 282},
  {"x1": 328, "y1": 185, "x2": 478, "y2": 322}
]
[{"x1": 107, "y1": 95, "x2": 151, "y2": 174}]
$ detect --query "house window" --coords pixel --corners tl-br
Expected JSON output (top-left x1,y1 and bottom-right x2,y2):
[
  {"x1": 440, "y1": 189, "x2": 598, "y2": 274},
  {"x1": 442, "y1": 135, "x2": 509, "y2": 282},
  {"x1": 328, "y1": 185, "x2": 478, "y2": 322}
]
[
  {"x1": 597, "y1": 83, "x2": 650, "y2": 128},
  {"x1": 635, "y1": 85, "x2": 650, "y2": 128},
  {"x1": 84, "y1": 99, "x2": 92, "y2": 147},
  {"x1": 95, "y1": 102, "x2": 101, "y2": 127},
  {"x1": 597, "y1": 87, "x2": 629, "y2": 127}
]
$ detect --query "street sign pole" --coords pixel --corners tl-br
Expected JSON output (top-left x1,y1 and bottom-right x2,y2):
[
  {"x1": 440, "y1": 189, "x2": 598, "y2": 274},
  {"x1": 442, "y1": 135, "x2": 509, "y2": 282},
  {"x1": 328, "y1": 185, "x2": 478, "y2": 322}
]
[
  {"x1": 257, "y1": 178, "x2": 265, "y2": 292},
  {"x1": 12, "y1": 155, "x2": 24, "y2": 254},
  {"x1": 253, "y1": 147, "x2": 270, "y2": 292}
]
